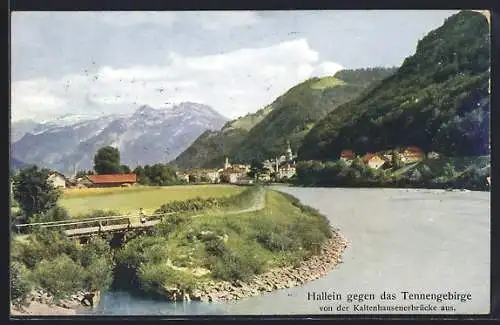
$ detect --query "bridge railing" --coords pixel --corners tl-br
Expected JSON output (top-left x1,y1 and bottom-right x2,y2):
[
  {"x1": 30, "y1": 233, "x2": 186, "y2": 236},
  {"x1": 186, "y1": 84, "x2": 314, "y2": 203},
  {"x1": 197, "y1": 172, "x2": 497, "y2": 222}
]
[{"x1": 15, "y1": 212, "x2": 177, "y2": 234}]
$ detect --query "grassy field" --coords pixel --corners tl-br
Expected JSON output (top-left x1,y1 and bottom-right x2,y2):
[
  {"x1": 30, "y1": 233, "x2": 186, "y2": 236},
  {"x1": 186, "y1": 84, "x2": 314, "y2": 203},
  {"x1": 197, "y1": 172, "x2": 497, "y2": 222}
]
[
  {"x1": 59, "y1": 185, "x2": 245, "y2": 217},
  {"x1": 310, "y1": 76, "x2": 345, "y2": 90}
]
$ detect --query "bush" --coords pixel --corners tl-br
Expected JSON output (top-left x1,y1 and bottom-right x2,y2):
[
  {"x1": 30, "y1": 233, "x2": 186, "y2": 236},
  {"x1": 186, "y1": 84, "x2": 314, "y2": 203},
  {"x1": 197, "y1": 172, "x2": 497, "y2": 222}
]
[
  {"x1": 155, "y1": 214, "x2": 191, "y2": 237},
  {"x1": 139, "y1": 263, "x2": 197, "y2": 294},
  {"x1": 10, "y1": 261, "x2": 32, "y2": 306},
  {"x1": 79, "y1": 237, "x2": 111, "y2": 268},
  {"x1": 210, "y1": 246, "x2": 265, "y2": 282},
  {"x1": 12, "y1": 240, "x2": 44, "y2": 269},
  {"x1": 30, "y1": 205, "x2": 71, "y2": 224},
  {"x1": 31, "y1": 254, "x2": 86, "y2": 297},
  {"x1": 83, "y1": 256, "x2": 113, "y2": 291},
  {"x1": 253, "y1": 220, "x2": 298, "y2": 252},
  {"x1": 154, "y1": 187, "x2": 259, "y2": 216}
]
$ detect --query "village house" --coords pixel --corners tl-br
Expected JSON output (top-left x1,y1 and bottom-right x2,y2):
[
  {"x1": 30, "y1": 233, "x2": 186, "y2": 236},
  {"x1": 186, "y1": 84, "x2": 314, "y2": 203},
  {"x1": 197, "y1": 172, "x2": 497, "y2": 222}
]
[
  {"x1": 205, "y1": 169, "x2": 221, "y2": 183},
  {"x1": 400, "y1": 146, "x2": 425, "y2": 164},
  {"x1": 175, "y1": 171, "x2": 190, "y2": 183},
  {"x1": 221, "y1": 166, "x2": 247, "y2": 184},
  {"x1": 48, "y1": 171, "x2": 67, "y2": 189},
  {"x1": 381, "y1": 150, "x2": 394, "y2": 162},
  {"x1": 427, "y1": 151, "x2": 441, "y2": 160},
  {"x1": 340, "y1": 150, "x2": 356, "y2": 165},
  {"x1": 74, "y1": 176, "x2": 93, "y2": 188},
  {"x1": 362, "y1": 153, "x2": 387, "y2": 170},
  {"x1": 278, "y1": 162, "x2": 297, "y2": 180},
  {"x1": 86, "y1": 173, "x2": 137, "y2": 188}
]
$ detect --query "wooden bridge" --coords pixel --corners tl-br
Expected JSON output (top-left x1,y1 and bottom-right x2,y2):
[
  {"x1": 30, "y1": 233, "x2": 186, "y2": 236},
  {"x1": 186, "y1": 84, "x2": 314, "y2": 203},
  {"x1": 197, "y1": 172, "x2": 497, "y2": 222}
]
[{"x1": 15, "y1": 213, "x2": 176, "y2": 239}]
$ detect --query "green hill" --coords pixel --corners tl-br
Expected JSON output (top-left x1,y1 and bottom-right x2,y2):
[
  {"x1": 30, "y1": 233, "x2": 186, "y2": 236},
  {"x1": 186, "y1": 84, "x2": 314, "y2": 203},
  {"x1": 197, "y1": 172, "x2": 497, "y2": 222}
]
[
  {"x1": 298, "y1": 11, "x2": 490, "y2": 161},
  {"x1": 170, "y1": 105, "x2": 273, "y2": 169},
  {"x1": 172, "y1": 68, "x2": 396, "y2": 169}
]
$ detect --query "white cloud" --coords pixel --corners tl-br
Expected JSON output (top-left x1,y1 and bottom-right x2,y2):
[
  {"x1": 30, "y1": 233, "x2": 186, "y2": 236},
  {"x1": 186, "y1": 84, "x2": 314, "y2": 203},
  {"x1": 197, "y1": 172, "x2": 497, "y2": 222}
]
[{"x1": 11, "y1": 38, "x2": 344, "y2": 122}]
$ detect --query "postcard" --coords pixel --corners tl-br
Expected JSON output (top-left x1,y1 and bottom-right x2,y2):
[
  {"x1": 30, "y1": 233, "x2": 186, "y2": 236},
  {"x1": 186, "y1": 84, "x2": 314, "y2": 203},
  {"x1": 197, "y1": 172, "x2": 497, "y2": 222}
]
[{"x1": 10, "y1": 9, "x2": 491, "y2": 317}]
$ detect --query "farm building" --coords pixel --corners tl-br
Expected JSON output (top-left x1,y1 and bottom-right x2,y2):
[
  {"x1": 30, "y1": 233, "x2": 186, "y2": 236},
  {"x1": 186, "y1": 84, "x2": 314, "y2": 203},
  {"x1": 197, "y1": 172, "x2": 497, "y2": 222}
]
[
  {"x1": 340, "y1": 150, "x2": 356, "y2": 165},
  {"x1": 48, "y1": 171, "x2": 67, "y2": 189},
  {"x1": 362, "y1": 154, "x2": 387, "y2": 170},
  {"x1": 400, "y1": 146, "x2": 425, "y2": 164},
  {"x1": 86, "y1": 174, "x2": 137, "y2": 188}
]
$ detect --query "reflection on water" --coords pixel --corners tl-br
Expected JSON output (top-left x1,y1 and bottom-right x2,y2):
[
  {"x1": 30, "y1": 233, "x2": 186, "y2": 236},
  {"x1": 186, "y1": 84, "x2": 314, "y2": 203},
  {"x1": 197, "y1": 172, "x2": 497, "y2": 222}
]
[{"x1": 78, "y1": 291, "x2": 227, "y2": 315}]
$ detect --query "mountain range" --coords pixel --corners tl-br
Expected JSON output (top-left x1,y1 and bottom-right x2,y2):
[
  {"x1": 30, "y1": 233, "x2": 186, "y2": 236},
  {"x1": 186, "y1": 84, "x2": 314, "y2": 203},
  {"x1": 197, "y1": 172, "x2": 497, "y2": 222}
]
[{"x1": 11, "y1": 102, "x2": 228, "y2": 174}]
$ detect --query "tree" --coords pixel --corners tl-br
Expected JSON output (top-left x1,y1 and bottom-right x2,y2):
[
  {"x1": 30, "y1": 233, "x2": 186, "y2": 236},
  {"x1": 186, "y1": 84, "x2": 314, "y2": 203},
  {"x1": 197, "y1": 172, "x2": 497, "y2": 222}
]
[
  {"x1": 188, "y1": 174, "x2": 198, "y2": 183},
  {"x1": 443, "y1": 162, "x2": 457, "y2": 179},
  {"x1": 93, "y1": 146, "x2": 121, "y2": 175},
  {"x1": 12, "y1": 166, "x2": 62, "y2": 218},
  {"x1": 147, "y1": 164, "x2": 178, "y2": 186},
  {"x1": 120, "y1": 165, "x2": 131, "y2": 174},
  {"x1": 75, "y1": 170, "x2": 94, "y2": 179},
  {"x1": 248, "y1": 160, "x2": 265, "y2": 179},
  {"x1": 391, "y1": 150, "x2": 404, "y2": 169},
  {"x1": 133, "y1": 166, "x2": 148, "y2": 184}
]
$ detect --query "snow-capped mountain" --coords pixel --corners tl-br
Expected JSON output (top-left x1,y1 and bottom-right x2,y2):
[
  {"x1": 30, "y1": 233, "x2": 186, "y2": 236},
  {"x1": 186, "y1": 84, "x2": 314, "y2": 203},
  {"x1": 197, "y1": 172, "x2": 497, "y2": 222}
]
[{"x1": 11, "y1": 103, "x2": 228, "y2": 174}]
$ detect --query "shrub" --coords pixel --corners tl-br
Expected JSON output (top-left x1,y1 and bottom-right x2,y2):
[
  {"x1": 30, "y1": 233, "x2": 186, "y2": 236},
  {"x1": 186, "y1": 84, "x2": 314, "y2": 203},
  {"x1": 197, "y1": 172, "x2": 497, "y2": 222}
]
[
  {"x1": 79, "y1": 237, "x2": 111, "y2": 268},
  {"x1": 83, "y1": 256, "x2": 113, "y2": 291},
  {"x1": 31, "y1": 254, "x2": 86, "y2": 297},
  {"x1": 210, "y1": 247, "x2": 265, "y2": 282},
  {"x1": 139, "y1": 263, "x2": 197, "y2": 294},
  {"x1": 253, "y1": 220, "x2": 298, "y2": 252},
  {"x1": 10, "y1": 261, "x2": 32, "y2": 306},
  {"x1": 29, "y1": 205, "x2": 71, "y2": 224},
  {"x1": 155, "y1": 214, "x2": 191, "y2": 237}
]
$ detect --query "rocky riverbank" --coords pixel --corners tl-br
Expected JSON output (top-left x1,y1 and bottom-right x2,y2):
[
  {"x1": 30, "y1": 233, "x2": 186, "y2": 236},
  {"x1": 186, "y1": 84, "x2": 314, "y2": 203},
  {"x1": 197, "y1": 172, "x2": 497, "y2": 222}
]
[
  {"x1": 161, "y1": 227, "x2": 348, "y2": 303},
  {"x1": 10, "y1": 289, "x2": 100, "y2": 316}
]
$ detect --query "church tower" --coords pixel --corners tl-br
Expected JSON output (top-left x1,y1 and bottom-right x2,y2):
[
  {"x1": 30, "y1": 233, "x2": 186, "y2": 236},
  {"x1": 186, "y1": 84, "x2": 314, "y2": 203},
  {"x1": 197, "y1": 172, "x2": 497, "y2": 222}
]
[
  {"x1": 286, "y1": 141, "x2": 293, "y2": 162},
  {"x1": 224, "y1": 157, "x2": 230, "y2": 170}
]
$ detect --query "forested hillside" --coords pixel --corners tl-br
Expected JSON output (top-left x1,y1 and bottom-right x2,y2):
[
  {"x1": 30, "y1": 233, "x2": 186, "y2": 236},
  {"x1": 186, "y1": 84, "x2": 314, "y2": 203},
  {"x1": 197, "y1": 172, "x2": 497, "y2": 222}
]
[{"x1": 299, "y1": 11, "x2": 490, "y2": 161}]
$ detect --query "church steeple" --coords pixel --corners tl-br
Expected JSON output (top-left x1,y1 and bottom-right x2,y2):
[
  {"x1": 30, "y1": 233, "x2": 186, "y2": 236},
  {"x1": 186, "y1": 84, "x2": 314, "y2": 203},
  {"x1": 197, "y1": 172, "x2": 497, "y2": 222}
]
[{"x1": 286, "y1": 140, "x2": 293, "y2": 161}]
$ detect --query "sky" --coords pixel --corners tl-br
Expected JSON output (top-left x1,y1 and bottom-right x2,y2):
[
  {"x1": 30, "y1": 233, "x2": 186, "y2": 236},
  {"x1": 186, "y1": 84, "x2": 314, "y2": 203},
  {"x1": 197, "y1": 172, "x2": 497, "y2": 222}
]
[{"x1": 11, "y1": 10, "x2": 459, "y2": 122}]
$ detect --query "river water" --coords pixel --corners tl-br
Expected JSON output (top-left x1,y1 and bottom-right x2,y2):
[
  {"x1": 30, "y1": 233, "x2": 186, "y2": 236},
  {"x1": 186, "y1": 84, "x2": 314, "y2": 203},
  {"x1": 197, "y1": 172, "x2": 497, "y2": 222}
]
[{"x1": 80, "y1": 187, "x2": 490, "y2": 315}]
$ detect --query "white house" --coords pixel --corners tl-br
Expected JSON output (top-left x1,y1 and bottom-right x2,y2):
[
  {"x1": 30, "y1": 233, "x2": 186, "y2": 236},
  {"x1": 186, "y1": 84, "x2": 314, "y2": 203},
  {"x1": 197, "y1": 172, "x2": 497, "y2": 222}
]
[
  {"x1": 206, "y1": 170, "x2": 221, "y2": 183},
  {"x1": 48, "y1": 171, "x2": 67, "y2": 189},
  {"x1": 278, "y1": 163, "x2": 296, "y2": 180}
]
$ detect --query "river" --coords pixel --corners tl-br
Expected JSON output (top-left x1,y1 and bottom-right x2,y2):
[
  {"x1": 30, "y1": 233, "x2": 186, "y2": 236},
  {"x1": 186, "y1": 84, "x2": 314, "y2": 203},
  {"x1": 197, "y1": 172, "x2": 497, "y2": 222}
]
[{"x1": 80, "y1": 187, "x2": 490, "y2": 315}]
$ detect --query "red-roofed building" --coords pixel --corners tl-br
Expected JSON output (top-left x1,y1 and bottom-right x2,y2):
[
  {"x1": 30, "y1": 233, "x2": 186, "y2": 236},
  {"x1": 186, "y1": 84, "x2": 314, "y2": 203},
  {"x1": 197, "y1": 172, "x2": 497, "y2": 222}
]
[
  {"x1": 401, "y1": 146, "x2": 425, "y2": 164},
  {"x1": 340, "y1": 150, "x2": 356, "y2": 165},
  {"x1": 86, "y1": 173, "x2": 137, "y2": 188},
  {"x1": 361, "y1": 153, "x2": 386, "y2": 170}
]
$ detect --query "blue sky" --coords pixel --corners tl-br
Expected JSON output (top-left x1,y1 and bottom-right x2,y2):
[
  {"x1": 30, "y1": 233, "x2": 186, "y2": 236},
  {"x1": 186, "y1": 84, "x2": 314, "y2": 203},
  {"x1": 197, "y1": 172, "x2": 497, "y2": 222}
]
[{"x1": 11, "y1": 10, "x2": 459, "y2": 122}]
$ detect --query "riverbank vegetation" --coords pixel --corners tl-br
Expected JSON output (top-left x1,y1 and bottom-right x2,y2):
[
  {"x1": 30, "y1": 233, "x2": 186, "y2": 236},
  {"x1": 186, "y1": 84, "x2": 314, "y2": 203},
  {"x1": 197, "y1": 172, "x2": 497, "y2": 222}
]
[
  {"x1": 11, "y1": 231, "x2": 113, "y2": 307},
  {"x1": 11, "y1": 186, "x2": 333, "y2": 305},
  {"x1": 112, "y1": 189, "x2": 331, "y2": 298},
  {"x1": 294, "y1": 156, "x2": 490, "y2": 191}
]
